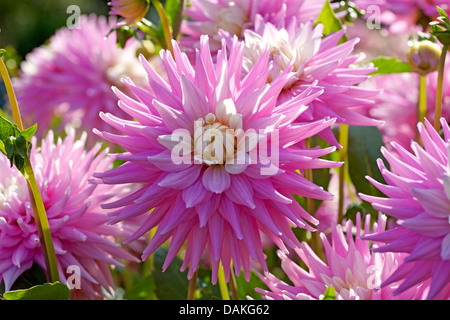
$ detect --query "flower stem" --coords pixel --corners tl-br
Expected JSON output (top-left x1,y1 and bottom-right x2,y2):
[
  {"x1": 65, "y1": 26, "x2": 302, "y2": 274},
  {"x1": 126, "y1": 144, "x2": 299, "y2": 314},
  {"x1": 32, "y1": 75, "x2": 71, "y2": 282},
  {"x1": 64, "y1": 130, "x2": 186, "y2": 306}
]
[
  {"x1": 434, "y1": 44, "x2": 448, "y2": 131},
  {"x1": 0, "y1": 58, "x2": 23, "y2": 130},
  {"x1": 151, "y1": 0, "x2": 174, "y2": 56},
  {"x1": 0, "y1": 55, "x2": 59, "y2": 283},
  {"x1": 338, "y1": 124, "x2": 349, "y2": 222},
  {"x1": 218, "y1": 262, "x2": 230, "y2": 300},
  {"x1": 419, "y1": 75, "x2": 427, "y2": 124},
  {"x1": 229, "y1": 270, "x2": 239, "y2": 300},
  {"x1": 187, "y1": 268, "x2": 199, "y2": 300},
  {"x1": 25, "y1": 160, "x2": 60, "y2": 283}
]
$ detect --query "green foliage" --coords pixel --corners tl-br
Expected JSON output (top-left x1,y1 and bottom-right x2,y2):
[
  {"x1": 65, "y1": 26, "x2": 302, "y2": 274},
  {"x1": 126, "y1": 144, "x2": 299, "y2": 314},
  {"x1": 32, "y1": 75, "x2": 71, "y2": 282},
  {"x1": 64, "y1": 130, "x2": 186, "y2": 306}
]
[
  {"x1": 322, "y1": 286, "x2": 336, "y2": 300},
  {"x1": 347, "y1": 126, "x2": 388, "y2": 199},
  {"x1": 234, "y1": 272, "x2": 267, "y2": 300},
  {"x1": 430, "y1": 7, "x2": 450, "y2": 47},
  {"x1": 369, "y1": 57, "x2": 411, "y2": 75},
  {"x1": 315, "y1": 0, "x2": 343, "y2": 36},
  {"x1": 3, "y1": 282, "x2": 70, "y2": 300},
  {"x1": 0, "y1": 116, "x2": 37, "y2": 174}
]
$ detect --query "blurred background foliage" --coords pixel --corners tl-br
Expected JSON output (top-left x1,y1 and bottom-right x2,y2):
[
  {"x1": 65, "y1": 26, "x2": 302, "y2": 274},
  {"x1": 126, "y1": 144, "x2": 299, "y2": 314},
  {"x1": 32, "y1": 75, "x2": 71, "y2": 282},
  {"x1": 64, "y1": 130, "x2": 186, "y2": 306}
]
[
  {"x1": 0, "y1": 0, "x2": 109, "y2": 59},
  {"x1": 0, "y1": 0, "x2": 109, "y2": 108}
]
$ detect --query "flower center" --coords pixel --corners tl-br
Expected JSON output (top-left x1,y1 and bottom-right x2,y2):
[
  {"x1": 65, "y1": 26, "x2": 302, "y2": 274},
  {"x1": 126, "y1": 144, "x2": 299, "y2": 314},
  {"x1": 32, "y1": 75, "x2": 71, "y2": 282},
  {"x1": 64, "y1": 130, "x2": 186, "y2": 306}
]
[
  {"x1": 194, "y1": 113, "x2": 237, "y2": 165},
  {"x1": 216, "y1": 3, "x2": 248, "y2": 37}
]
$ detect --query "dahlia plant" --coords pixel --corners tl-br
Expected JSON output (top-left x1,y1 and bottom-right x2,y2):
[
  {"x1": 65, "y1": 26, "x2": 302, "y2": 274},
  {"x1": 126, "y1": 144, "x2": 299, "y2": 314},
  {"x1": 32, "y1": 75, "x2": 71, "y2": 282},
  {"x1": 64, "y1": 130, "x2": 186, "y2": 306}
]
[{"x1": 1, "y1": 0, "x2": 449, "y2": 303}]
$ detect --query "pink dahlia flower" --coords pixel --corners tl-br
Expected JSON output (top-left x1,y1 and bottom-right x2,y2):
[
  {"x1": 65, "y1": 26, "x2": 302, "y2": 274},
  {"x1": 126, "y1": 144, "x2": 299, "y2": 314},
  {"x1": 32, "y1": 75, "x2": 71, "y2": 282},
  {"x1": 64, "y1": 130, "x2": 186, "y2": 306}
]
[
  {"x1": 14, "y1": 14, "x2": 146, "y2": 142},
  {"x1": 180, "y1": 0, "x2": 325, "y2": 56},
  {"x1": 360, "y1": 118, "x2": 450, "y2": 300},
  {"x1": 92, "y1": 35, "x2": 341, "y2": 283},
  {"x1": 0, "y1": 130, "x2": 138, "y2": 299},
  {"x1": 256, "y1": 214, "x2": 427, "y2": 300},
  {"x1": 366, "y1": 58, "x2": 450, "y2": 151},
  {"x1": 242, "y1": 17, "x2": 381, "y2": 146}
]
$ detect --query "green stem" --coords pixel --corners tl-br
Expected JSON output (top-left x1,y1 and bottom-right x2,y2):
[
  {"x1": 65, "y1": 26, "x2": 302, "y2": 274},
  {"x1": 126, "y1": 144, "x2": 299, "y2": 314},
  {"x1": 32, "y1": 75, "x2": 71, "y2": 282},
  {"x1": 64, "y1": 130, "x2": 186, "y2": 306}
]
[
  {"x1": 338, "y1": 124, "x2": 349, "y2": 222},
  {"x1": 172, "y1": 0, "x2": 185, "y2": 40},
  {"x1": 419, "y1": 75, "x2": 427, "y2": 124},
  {"x1": 151, "y1": 0, "x2": 174, "y2": 56},
  {"x1": 25, "y1": 159, "x2": 60, "y2": 283},
  {"x1": 218, "y1": 262, "x2": 230, "y2": 300},
  {"x1": 136, "y1": 18, "x2": 162, "y2": 47},
  {"x1": 0, "y1": 58, "x2": 23, "y2": 130},
  {"x1": 1, "y1": 54, "x2": 59, "y2": 283},
  {"x1": 229, "y1": 270, "x2": 239, "y2": 300},
  {"x1": 187, "y1": 268, "x2": 199, "y2": 300},
  {"x1": 434, "y1": 44, "x2": 448, "y2": 131}
]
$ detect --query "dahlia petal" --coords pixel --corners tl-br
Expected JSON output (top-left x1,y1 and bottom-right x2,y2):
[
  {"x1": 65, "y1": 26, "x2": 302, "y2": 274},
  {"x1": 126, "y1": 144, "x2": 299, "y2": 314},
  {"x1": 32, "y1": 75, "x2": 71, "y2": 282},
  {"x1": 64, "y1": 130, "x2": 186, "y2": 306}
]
[
  {"x1": 410, "y1": 188, "x2": 450, "y2": 218},
  {"x1": 202, "y1": 165, "x2": 231, "y2": 193},
  {"x1": 158, "y1": 165, "x2": 202, "y2": 189},
  {"x1": 226, "y1": 174, "x2": 256, "y2": 209}
]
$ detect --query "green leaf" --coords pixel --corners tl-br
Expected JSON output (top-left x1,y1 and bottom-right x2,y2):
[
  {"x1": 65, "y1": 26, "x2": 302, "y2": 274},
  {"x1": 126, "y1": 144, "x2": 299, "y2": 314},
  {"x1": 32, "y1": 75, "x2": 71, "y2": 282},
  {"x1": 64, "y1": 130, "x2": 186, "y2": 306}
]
[
  {"x1": 0, "y1": 116, "x2": 19, "y2": 145},
  {"x1": 322, "y1": 286, "x2": 336, "y2": 300},
  {"x1": 164, "y1": 0, "x2": 181, "y2": 27},
  {"x1": 347, "y1": 126, "x2": 388, "y2": 198},
  {"x1": 315, "y1": 0, "x2": 345, "y2": 40},
  {"x1": 123, "y1": 274, "x2": 156, "y2": 300},
  {"x1": 234, "y1": 271, "x2": 267, "y2": 300},
  {"x1": 0, "y1": 49, "x2": 5, "y2": 57},
  {"x1": 20, "y1": 123, "x2": 38, "y2": 139},
  {"x1": 151, "y1": 247, "x2": 189, "y2": 300},
  {"x1": 3, "y1": 282, "x2": 70, "y2": 300},
  {"x1": 369, "y1": 57, "x2": 411, "y2": 75},
  {"x1": 15, "y1": 135, "x2": 27, "y2": 158}
]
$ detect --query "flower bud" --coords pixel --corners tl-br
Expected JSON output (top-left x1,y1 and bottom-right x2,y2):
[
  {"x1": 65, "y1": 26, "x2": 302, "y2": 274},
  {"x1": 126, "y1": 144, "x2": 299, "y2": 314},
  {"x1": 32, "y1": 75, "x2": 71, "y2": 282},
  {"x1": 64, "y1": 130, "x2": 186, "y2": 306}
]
[
  {"x1": 108, "y1": 0, "x2": 150, "y2": 25},
  {"x1": 407, "y1": 40, "x2": 442, "y2": 75}
]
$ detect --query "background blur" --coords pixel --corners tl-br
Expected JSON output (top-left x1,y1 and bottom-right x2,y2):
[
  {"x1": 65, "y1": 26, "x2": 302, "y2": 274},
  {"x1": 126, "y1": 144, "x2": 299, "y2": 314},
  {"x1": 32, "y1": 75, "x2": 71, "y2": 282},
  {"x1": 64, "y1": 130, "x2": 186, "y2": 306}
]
[{"x1": 0, "y1": 0, "x2": 109, "y2": 59}]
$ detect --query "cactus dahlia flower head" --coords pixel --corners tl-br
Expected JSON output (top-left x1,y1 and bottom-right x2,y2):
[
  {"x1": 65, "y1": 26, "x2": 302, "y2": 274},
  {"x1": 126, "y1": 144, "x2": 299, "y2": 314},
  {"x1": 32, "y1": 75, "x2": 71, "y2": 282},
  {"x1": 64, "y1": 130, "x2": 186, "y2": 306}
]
[
  {"x1": 257, "y1": 214, "x2": 427, "y2": 300},
  {"x1": 14, "y1": 14, "x2": 146, "y2": 143},
  {"x1": 92, "y1": 35, "x2": 342, "y2": 283},
  {"x1": 180, "y1": 0, "x2": 325, "y2": 56},
  {"x1": 242, "y1": 16, "x2": 381, "y2": 146},
  {"x1": 360, "y1": 118, "x2": 450, "y2": 300},
  {"x1": 0, "y1": 130, "x2": 138, "y2": 299}
]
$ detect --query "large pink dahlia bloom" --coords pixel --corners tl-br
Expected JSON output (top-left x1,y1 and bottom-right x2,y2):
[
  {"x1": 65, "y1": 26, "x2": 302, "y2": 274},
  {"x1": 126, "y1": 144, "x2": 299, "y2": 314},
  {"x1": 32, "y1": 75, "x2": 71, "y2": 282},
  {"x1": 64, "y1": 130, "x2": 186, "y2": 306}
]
[
  {"x1": 14, "y1": 14, "x2": 146, "y2": 142},
  {"x1": 0, "y1": 130, "x2": 137, "y2": 299},
  {"x1": 257, "y1": 214, "x2": 427, "y2": 300},
  {"x1": 93, "y1": 36, "x2": 341, "y2": 283},
  {"x1": 242, "y1": 17, "x2": 381, "y2": 145},
  {"x1": 360, "y1": 118, "x2": 450, "y2": 300},
  {"x1": 180, "y1": 0, "x2": 325, "y2": 56}
]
